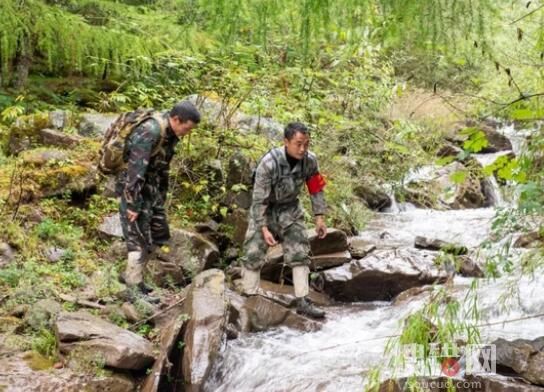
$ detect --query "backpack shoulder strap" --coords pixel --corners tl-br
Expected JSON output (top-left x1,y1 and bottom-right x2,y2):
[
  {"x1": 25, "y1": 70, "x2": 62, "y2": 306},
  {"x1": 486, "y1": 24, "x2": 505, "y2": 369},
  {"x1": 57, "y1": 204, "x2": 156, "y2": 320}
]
[{"x1": 149, "y1": 113, "x2": 169, "y2": 156}]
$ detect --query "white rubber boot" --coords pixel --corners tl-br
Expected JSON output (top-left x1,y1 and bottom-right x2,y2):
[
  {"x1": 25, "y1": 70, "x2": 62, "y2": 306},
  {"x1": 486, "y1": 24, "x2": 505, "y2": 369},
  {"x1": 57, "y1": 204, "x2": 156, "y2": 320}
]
[
  {"x1": 292, "y1": 265, "x2": 310, "y2": 297},
  {"x1": 125, "y1": 251, "x2": 144, "y2": 287},
  {"x1": 241, "y1": 267, "x2": 261, "y2": 295}
]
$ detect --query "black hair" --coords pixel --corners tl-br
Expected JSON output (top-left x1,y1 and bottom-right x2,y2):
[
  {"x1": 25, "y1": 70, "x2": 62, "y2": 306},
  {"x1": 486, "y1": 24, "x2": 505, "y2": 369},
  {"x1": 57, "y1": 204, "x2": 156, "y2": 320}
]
[
  {"x1": 170, "y1": 101, "x2": 201, "y2": 124},
  {"x1": 284, "y1": 122, "x2": 309, "y2": 140}
]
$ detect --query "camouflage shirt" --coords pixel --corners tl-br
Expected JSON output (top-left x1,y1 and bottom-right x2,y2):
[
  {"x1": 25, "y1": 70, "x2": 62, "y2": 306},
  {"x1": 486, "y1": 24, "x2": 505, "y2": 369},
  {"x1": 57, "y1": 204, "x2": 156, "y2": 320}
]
[
  {"x1": 251, "y1": 147, "x2": 327, "y2": 229},
  {"x1": 118, "y1": 112, "x2": 180, "y2": 212}
]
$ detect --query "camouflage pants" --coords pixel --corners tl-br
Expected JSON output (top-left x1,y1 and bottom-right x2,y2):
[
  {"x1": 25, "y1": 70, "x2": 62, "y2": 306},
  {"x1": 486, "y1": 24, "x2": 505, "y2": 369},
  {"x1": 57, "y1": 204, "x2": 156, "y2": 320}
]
[
  {"x1": 241, "y1": 203, "x2": 310, "y2": 271},
  {"x1": 119, "y1": 188, "x2": 171, "y2": 254}
]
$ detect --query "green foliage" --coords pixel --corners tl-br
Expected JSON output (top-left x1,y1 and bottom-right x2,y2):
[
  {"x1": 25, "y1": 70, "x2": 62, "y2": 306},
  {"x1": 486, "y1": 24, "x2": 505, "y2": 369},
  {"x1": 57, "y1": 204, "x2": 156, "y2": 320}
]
[{"x1": 31, "y1": 328, "x2": 58, "y2": 359}]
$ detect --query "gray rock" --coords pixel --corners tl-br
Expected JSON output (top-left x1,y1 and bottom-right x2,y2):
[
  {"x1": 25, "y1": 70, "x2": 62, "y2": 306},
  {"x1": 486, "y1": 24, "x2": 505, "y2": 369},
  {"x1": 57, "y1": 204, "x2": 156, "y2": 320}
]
[
  {"x1": 353, "y1": 183, "x2": 392, "y2": 211},
  {"x1": 415, "y1": 236, "x2": 468, "y2": 255},
  {"x1": 493, "y1": 337, "x2": 544, "y2": 386},
  {"x1": 98, "y1": 213, "x2": 123, "y2": 239},
  {"x1": 514, "y1": 231, "x2": 543, "y2": 248},
  {"x1": 237, "y1": 115, "x2": 284, "y2": 140},
  {"x1": 322, "y1": 248, "x2": 448, "y2": 301},
  {"x1": 147, "y1": 228, "x2": 220, "y2": 286},
  {"x1": 182, "y1": 269, "x2": 227, "y2": 389},
  {"x1": 48, "y1": 110, "x2": 72, "y2": 130},
  {"x1": 0, "y1": 242, "x2": 15, "y2": 267},
  {"x1": 141, "y1": 314, "x2": 186, "y2": 392},
  {"x1": 78, "y1": 113, "x2": 118, "y2": 137},
  {"x1": 55, "y1": 310, "x2": 155, "y2": 370},
  {"x1": 39, "y1": 128, "x2": 82, "y2": 148},
  {"x1": 25, "y1": 299, "x2": 62, "y2": 331},
  {"x1": 349, "y1": 237, "x2": 376, "y2": 259},
  {"x1": 22, "y1": 149, "x2": 69, "y2": 166},
  {"x1": 0, "y1": 351, "x2": 136, "y2": 392},
  {"x1": 223, "y1": 208, "x2": 249, "y2": 246},
  {"x1": 243, "y1": 295, "x2": 321, "y2": 332},
  {"x1": 44, "y1": 247, "x2": 68, "y2": 263},
  {"x1": 311, "y1": 251, "x2": 352, "y2": 270}
]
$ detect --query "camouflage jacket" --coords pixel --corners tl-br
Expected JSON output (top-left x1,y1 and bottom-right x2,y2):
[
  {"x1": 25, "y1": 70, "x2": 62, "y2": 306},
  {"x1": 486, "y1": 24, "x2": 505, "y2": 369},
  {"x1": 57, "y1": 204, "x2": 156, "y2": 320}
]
[
  {"x1": 117, "y1": 112, "x2": 180, "y2": 212},
  {"x1": 251, "y1": 147, "x2": 327, "y2": 229}
]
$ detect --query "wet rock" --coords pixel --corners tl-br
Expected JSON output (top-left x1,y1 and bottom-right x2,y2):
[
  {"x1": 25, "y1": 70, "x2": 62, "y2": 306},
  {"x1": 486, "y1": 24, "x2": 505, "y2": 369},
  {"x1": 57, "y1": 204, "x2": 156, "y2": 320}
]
[
  {"x1": 493, "y1": 337, "x2": 544, "y2": 386},
  {"x1": 39, "y1": 128, "x2": 82, "y2": 148},
  {"x1": 348, "y1": 237, "x2": 376, "y2": 259},
  {"x1": 415, "y1": 236, "x2": 468, "y2": 255},
  {"x1": 353, "y1": 183, "x2": 392, "y2": 211},
  {"x1": 141, "y1": 315, "x2": 186, "y2": 392},
  {"x1": 392, "y1": 285, "x2": 434, "y2": 305},
  {"x1": 182, "y1": 269, "x2": 227, "y2": 389},
  {"x1": 448, "y1": 120, "x2": 513, "y2": 153},
  {"x1": 25, "y1": 299, "x2": 62, "y2": 331},
  {"x1": 147, "y1": 229, "x2": 220, "y2": 286},
  {"x1": 78, "y1": 113, "x2": 118, "y2": 137},
  {"x1": 55, "y1": 310, "x2": 155, "y2": 370},
  {"x1": 44, "y1": 247, "x2": 68, "y2": 263},
  {"x1": 457, "y1": 255, "x2": 484, "y2": 278},
  {"x1": 400, "y1": 162, "x2": 489, "y2": 210},
  {"x1": 321, "y1": 248, "x2": 448, "y2": 302},
  {"x1": 0, "y1": 351, "x2": 136, "y2": 392},
  {"x1": 261, "y1": 228, "x2": 349, "y2": 281},
  {"x1": 514, "y1": 231, "x2": 544, "y2": 248},
  {"x1": 226, "y1": 289, "x2": 251, "y2": 333},
  {"x1": 98, "y1": 213, "x2": 123, "y2": 239},
  {"x1": 243, "y1": 295, "x2": 321, "y2": 332},
  {"x1": 0, "y1": 242, "x2": 15, "y2": 267},
  {"x1": 48, "y1": 110, "x2": 72, "y2": 130},
  {"x1": 311, "y1": 251, "x2": 352, "y2": 270}
]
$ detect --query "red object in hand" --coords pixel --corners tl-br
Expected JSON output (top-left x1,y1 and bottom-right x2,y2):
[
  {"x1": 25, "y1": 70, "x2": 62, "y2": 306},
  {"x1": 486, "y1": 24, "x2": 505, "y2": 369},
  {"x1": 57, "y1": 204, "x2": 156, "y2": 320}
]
[{"x1": 306, "y1": 173, "x2": 326, "y2": 194}]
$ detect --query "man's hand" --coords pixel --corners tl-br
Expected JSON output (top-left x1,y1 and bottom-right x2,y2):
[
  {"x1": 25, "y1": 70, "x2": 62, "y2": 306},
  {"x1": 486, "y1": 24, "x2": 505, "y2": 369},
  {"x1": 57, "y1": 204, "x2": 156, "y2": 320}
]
[
  {"x1": 261, "y1": 226, "x2": 278, "y2": 247},
  {"x1": 315, "y1": 215, "x2": 327, "y2": 239},
  {"x1": 127, "y1": 209, "x2": 139, "y2": 223}
]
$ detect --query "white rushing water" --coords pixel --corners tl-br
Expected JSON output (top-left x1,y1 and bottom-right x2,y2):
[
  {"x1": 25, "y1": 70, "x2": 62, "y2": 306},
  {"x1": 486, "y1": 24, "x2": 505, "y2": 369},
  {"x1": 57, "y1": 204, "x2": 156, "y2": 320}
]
[{"x1": 204, "y1": 124, "x2": 544, "y2": 392}]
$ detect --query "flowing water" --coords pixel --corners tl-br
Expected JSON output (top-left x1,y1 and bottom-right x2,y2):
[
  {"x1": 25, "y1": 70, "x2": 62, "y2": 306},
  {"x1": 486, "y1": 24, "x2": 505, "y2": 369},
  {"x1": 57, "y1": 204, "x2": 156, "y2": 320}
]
[{"x1": 204, "y1": 124, "x2": 544, "y2": 392}]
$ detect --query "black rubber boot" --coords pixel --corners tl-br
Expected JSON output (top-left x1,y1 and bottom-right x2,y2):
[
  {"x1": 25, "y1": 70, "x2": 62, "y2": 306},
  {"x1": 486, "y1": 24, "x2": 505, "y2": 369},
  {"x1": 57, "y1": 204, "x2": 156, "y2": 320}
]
[{"x1": 296, "y1": 297, "x2": 325, "y2": 319}]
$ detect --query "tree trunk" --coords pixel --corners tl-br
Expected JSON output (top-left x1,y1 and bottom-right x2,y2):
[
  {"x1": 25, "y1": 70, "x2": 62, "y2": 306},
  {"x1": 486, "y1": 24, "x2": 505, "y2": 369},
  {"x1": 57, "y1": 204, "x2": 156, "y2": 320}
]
[{"x1": 12, "y1": 49, "x2": 32, "y2": 90}]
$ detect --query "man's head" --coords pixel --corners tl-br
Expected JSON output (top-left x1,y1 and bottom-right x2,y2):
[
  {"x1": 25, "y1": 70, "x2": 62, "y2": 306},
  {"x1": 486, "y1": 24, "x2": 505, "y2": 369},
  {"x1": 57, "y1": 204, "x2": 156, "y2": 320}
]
[
  {"x1": 284, "y1": 122, "x2": 310, "y2": 160},
  {"x1": 169, "y1": 101, "x2": 201, "y2": 137}
]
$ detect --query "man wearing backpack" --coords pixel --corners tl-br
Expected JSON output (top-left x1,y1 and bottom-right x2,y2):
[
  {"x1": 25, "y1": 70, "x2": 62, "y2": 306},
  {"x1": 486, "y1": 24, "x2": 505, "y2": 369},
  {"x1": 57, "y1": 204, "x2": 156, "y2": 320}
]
[
  {"x1": 241, "y1": 122, "x2": 328, "y2": 319},
  {"x1": 113, "y1": 101, "x2": 201, "y2": 298}
]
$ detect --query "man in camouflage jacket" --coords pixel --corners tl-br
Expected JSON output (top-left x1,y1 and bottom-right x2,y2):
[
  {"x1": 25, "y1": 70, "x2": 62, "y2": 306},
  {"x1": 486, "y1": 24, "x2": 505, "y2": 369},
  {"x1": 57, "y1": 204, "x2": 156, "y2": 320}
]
[
  {"x1": 241, "y1": 122, "x2": 328, "y2": 319},
  {"x1": 116, "y1": 101, "x2": 200, "y2": 297}
]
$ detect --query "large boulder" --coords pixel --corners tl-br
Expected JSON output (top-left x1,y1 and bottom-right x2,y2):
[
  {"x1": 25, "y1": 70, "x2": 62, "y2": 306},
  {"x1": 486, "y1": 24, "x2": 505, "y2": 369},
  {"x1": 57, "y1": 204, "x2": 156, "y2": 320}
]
[
  {"x1": 321, "y1": 248, "x2": 448, "y2": 301},
  {"x1": 39, "y1": 128, "x2": 83, "y2": 148},
  {"x1": 261, "y1": 228, "x2": 349, "y2": 281},
  {"x1": 181, "y1": 269, "x2": 227, "y2": 390},
  {"x1": 141, "y1": 316, "x2": 186, "y2": 392},
  {"x1": 55, "y1": 311, "x2": 155, "y2": 370},
  {"x1": 414, "y1": 236, "x2": 468, "y2": 255},
  {"x1": 147, "y1": 228, "x2": 220, "y2": 286},
  {"x1": 0, "y1": 352, "x2": 135, "y2": 392},
  {"x1": 242, "y1": 295, "x2": 321, "y2": 332},
  {"x1": 353, "y1": 183, "x2": 392, "y2": 211},
  {"x1": 493, "y1": 337, "x2": 544, "y2": 386}
]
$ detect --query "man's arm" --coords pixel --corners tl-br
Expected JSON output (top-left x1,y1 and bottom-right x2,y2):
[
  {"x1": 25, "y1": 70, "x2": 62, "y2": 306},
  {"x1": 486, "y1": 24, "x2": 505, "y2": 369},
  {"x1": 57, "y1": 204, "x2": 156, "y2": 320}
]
[
  {"x1": 251, "y1": 156, "x2": 277, "y2": 245},
  {"x1": 306, "y1": 153, "x2": 328, "y2": 238},
  {"x1": 123, "y1": 120, "x2": 161, "y2": 220}
]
